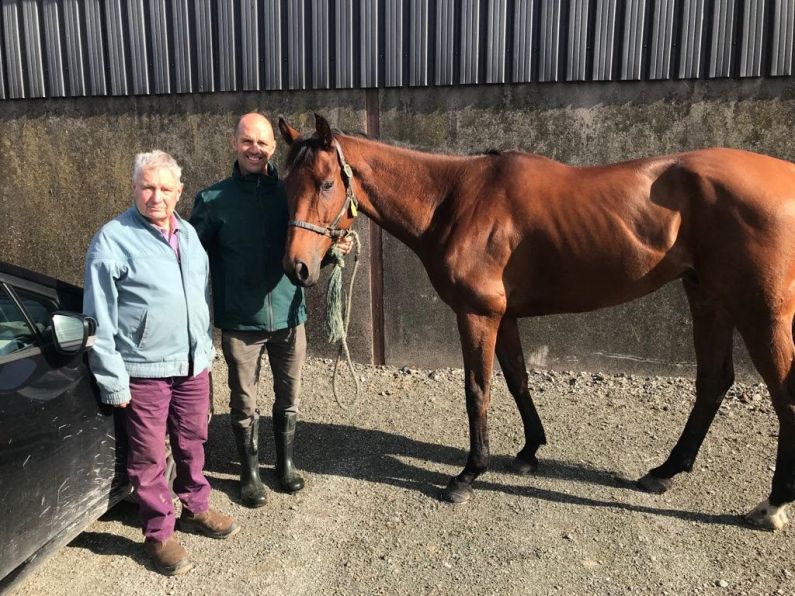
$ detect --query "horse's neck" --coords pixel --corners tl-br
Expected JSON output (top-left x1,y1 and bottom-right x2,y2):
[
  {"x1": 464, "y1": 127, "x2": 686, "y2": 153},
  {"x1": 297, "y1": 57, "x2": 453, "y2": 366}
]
[{"x1": 344, "y1": 137, "x2": 457, "y2": 249}]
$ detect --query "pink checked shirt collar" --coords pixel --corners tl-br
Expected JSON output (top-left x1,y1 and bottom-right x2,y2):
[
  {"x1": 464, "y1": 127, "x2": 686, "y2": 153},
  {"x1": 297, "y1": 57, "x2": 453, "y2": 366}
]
[{"x1": 155, "y1": 214, "x2": 180, "y2": 259}]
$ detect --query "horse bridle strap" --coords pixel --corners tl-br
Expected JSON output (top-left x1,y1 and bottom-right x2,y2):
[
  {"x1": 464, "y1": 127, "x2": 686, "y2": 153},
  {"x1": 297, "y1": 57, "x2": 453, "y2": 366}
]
[{"x1": 288, "y1": 140, "x2": 359, "y2": 239}]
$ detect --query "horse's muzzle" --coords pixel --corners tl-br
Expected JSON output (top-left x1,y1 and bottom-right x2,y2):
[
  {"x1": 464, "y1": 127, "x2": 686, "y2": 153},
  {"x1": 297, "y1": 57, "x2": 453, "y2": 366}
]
[{"x1": 285, "y1": 258, "x2": 318, "y2": 287}]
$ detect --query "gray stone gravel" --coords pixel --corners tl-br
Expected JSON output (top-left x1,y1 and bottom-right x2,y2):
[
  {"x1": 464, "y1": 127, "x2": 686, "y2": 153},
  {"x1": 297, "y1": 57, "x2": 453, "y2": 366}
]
[{"x1": 12, "y1": 356, "x2": 794, "y2": 595}]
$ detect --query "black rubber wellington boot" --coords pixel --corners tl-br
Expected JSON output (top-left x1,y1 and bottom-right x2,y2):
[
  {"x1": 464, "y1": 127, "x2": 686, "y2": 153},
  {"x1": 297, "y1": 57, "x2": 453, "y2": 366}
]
[
  {"x1": 232, "y1": 420, "x2": 268, "y2": 508},
  {"x1": 273, "y1": 410, "x2": 305, "y2": 492}
]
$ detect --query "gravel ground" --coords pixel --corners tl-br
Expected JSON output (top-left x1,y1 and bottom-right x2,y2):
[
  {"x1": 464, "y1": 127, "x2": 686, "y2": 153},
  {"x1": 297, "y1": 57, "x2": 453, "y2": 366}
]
[{"x1": 12, "y1": 355, "x2": 794, "y2": 596}]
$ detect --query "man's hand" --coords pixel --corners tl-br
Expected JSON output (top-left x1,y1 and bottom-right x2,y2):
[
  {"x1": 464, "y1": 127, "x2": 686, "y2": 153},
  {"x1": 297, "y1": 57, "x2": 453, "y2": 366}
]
[
  {"x1": 335, "y1": 235, "x2": 354, "y2": 255},
  {"x1": 115, "y1": 402, "x2": 129, "y2": 409}
]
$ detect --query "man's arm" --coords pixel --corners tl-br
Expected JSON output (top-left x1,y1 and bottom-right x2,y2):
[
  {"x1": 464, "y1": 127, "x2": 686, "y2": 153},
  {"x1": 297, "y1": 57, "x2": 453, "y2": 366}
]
[
  {"x1": 83, "y1": 254, "x2": 131, "y2": 406},
  {"x1": 189, "y1": 193, "x2": 219, "y2": 250},
  {"x1": 202, "y1": 249, "x2": 215, "y2": 355}
]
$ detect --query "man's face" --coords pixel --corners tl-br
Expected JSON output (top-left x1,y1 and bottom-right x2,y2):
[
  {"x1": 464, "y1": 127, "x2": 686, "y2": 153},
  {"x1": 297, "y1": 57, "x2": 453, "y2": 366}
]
[
  {"x1": 232, "y1": 115, "x2": 276, "y2": 175},
  {"x1": 133, "y1": 166, "x2": 183, "y2": 228}
]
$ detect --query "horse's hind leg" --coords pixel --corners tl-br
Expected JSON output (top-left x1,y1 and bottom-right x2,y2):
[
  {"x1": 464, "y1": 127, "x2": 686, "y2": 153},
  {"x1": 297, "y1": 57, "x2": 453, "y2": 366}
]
[
  {"x1": 638, "y1": 280, "x2": 735, "y2": 493},
  {"x1": 495, "y1": 317, "x2": 547, "y2": 474},
  {"x1": 736, "y1": 314, "x2": 795, "y2": 530}
]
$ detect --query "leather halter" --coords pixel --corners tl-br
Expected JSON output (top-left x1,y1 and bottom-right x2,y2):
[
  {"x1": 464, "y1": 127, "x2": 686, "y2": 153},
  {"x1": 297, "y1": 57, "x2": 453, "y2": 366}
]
[{"x1": 287, "y1": 140, "x2": 359, "y2": 239}]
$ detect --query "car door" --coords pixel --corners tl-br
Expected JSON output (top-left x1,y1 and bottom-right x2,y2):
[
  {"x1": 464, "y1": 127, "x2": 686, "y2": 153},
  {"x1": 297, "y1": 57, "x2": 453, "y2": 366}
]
[{"x1": 0, "y1": 269, "x2": 127, "y2": 586}]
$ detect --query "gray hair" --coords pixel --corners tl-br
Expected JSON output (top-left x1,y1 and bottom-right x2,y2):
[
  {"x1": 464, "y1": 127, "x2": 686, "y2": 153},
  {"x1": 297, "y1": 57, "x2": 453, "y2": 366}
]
[{"x1": 132, "y1": 150, "x2": 182, "y2": 184}]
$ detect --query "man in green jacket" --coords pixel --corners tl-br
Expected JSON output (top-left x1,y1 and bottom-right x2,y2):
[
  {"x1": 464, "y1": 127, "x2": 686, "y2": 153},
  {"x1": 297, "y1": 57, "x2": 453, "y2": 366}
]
[{"x1": 190, "y1": 112, "x2": 350, "y2": 508}]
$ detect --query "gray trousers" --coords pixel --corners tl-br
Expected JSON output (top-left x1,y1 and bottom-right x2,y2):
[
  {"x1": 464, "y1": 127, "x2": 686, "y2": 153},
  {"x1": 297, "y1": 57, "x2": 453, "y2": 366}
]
[{"x1": 221, "y1": 325, "x2": 306, "y2": 429}]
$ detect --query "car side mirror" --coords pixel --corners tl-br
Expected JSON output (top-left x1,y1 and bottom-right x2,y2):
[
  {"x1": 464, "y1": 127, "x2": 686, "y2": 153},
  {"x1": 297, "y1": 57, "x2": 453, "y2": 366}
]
[{"x1": 51, "y1": 312, "x2": 97, "y2": 355}]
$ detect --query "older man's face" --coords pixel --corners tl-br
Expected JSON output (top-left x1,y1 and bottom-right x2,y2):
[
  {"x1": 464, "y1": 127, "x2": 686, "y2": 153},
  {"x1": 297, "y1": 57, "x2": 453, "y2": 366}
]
[
  {"x1": 134, "y1": 166, "x2": 183, "y2": 229},
  {"x1": 232, "y1": 114, "x2": 276, "y2": 175}
]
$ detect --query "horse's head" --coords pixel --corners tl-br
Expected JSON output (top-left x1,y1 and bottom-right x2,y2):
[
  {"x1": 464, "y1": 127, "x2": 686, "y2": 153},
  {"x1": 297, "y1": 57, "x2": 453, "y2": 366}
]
[{"x1": 278, "y1": 114, "x2": 358, "y2": 287}]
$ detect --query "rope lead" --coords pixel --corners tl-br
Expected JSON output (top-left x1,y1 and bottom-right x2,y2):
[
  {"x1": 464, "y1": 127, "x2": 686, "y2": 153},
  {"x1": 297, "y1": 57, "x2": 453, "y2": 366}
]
[{"x1": 324, "y1": 231, "x2": 361, "y2": 409}]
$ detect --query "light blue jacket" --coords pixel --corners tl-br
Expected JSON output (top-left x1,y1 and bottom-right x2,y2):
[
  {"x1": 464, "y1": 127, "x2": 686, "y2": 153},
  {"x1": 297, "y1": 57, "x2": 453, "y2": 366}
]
[{"x1": 83, "y1": 207, "x2": 214, "y2": 405}]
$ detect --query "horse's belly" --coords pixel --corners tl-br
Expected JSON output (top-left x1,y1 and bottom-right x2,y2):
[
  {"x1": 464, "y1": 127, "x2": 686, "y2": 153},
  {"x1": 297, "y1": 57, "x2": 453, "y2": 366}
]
[
  {"x1": 506, "y1": 249, "x2": 690, "y2": 317},
  {"x1": 510, "y1": 282, "x2": 671, "y2": 316}
]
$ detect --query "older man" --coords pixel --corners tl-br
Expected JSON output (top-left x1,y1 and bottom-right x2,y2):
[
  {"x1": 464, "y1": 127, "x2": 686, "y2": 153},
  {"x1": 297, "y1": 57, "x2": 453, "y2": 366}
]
[
  {"x1": 84, "y1": 150, "x2": 238, "y2": 576},
  {"x1": 190, "y1": 113, "x2": 351, "y2": 507}
]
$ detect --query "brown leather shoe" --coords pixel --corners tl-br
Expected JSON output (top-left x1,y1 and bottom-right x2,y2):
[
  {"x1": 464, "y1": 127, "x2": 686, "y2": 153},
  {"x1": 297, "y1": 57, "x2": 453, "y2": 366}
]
[
  {"x1": 178, "y1": 508, "x2": 240, "y2": 539},
  {"x1": 143, "y1": 536, "x2": 194, "y2": 576}
]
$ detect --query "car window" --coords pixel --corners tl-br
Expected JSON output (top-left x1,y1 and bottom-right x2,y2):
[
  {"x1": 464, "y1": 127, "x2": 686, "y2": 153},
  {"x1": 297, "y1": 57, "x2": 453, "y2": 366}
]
[
  {"x1": 0, "y1": 286, "x2": 38, "y2": 356},
  {"x1": 15, "y1": 288, "x2": 57, "y2": 333}
]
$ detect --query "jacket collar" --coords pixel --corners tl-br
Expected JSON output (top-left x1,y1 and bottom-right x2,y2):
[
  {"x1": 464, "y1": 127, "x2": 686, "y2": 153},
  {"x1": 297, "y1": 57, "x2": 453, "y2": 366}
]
[
  {"x1": 232, "y1": 160, "x2": 279, "y2": 191},
  {"x1": 129, "y1": 205, "x2": 186, "y2": 231}
]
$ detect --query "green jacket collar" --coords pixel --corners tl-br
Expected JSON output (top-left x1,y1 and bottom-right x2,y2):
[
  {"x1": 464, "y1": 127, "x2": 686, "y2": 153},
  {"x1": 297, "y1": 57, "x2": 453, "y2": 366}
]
[{"x1": 232, "y1": 160, "x2": 279, "y2": 191}]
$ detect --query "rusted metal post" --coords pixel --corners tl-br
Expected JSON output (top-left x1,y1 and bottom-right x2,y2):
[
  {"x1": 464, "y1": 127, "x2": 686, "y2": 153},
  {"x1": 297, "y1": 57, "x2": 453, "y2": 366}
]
[{"x1": 365, "y1": 88, "x2": 385, "y2": 366}]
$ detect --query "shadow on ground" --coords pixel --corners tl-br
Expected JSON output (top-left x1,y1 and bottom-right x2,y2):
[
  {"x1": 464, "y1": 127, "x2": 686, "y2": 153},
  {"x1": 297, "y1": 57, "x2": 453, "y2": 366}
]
[
  {"x1": 68, "y1": 531, "x2": 166, "y2": 575},
  {"x1": 204, "y1": 413, "x2": 749, "y2": 530}
]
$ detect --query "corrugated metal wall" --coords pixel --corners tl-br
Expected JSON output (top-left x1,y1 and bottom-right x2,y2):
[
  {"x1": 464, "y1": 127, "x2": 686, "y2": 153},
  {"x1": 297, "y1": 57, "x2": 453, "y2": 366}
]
[{"x1": 1, "y1": 0, "x2": 793, "y2": 100}]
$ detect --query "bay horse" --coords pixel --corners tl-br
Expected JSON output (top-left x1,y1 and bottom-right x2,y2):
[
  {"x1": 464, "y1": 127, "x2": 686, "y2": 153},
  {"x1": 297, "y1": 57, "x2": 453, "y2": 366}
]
[{"x1": 278, "y1": 114, "x2": 795, "y2": 531}]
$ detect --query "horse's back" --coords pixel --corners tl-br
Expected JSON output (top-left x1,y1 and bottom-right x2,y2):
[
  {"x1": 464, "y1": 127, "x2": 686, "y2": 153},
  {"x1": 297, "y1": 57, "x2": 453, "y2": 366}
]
[
  {"x1": 497, "y1": 146, "x2": 795, "y2": 233},
  {"x1": 432, "y1": 146, "x2": 795, "y2": 317},
  {"x1": 676, "y1": 147, "x2": 795, "y2": 193},
  {"x1": 670, "y1": 148, "x2": 795, "y2": 240},
  {"x1": 490, "y1": 147, "x2": 795, "y2": 315},
  {"x1": 667, "y1": 149, "x2": 795, "y2": 303}
]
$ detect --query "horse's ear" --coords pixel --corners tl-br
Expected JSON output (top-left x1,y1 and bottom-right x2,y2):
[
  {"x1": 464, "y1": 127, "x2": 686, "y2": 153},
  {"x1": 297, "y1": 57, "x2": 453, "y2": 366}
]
[
  {"x1": 278, "y1": 117, "x2": 300, "y2": 146},
  {"x1": 314, "y1": 113, "x2": 333, "y2": 148}
]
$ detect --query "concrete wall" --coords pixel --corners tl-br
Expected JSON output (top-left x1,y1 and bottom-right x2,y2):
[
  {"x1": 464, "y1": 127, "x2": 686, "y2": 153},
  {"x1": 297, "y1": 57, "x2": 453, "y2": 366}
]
[
  {"x1": 377, "y1": 79, "x2": 795, "y2": 376},
  {"x1": 2, "y1": 78, "x2": 794, "y2": 376},
  {"x1": 0, "y1": 92, "x2": 374, "y2": 364}
]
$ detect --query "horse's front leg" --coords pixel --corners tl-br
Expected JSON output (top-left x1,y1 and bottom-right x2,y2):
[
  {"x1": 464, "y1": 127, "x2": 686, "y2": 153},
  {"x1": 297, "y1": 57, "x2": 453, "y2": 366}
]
[
  {"x1": 440, "y1": 312, "x2": 501, "y2": 504},
  {"x1": 496, "y1": 316, "x2": 547, "y2": 474}
]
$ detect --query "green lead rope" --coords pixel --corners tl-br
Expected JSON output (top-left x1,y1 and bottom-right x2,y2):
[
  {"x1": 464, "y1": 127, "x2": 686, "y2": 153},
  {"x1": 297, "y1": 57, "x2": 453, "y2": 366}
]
[{"x1": 324, "y1": 231, "x2": 361, "y2": 409}]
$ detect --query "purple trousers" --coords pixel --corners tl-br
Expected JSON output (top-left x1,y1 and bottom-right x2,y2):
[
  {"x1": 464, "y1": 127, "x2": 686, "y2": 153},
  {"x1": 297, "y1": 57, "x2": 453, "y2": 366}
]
[{"x1": 126, "y1": 369, "x2": 211, "y2": 541}]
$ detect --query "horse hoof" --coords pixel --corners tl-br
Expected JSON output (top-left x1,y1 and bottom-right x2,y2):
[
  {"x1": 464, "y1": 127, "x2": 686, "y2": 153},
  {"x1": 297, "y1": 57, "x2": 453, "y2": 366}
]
[
  {"x1": 440, "y1": 479, "x2": 473, "y2": 504},
  {"x1": 637, "y1": 473, "x2": 674, "y2": 494},
  {"x1": 508, "y1": 455, "x2": 539, "y2": 475},
  {"x1": 745, "y1": 500, "x2": 789, "y2": 531}
]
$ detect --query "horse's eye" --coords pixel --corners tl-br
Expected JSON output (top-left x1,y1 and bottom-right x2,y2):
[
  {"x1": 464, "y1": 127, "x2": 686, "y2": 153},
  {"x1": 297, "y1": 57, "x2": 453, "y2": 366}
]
[{"x1": 321, "y1": 180, "x2": 334, "y2": 192}]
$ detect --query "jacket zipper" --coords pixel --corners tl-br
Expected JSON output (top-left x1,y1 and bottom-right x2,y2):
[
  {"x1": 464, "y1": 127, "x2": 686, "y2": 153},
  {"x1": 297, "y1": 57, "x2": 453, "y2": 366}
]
[
  {"x1": 174, "y1": 232, "x2": 193, "y2": 372},
  {"x1": 138, "y1": 215, "x2": 194, "y2": 373},
  {"x1": 257, "y1": 176, "x2": 275, "y2": 331}
]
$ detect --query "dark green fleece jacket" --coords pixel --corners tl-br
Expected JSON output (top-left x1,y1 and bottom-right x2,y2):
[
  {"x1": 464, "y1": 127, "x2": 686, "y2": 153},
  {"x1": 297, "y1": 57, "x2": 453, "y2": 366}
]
[{"x1": 189, "y1": 162, "x2": 307, "y2": 332}]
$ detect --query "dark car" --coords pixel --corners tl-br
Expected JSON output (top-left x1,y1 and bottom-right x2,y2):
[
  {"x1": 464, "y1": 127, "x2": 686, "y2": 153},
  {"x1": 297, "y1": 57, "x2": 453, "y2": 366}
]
[{"x1": 0, "y1": 261, "x2": 129, "y2": 592}]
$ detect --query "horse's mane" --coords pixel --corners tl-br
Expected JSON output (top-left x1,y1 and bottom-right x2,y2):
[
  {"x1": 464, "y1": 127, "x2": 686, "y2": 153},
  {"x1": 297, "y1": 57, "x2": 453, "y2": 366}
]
[
  {"x1": 285, "y1": 130, "x2": 508, "y2": 174},
  {"x1": 285, "y1": 129, "x2": 371, "y2": 172}
]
